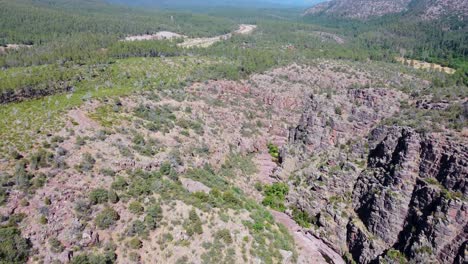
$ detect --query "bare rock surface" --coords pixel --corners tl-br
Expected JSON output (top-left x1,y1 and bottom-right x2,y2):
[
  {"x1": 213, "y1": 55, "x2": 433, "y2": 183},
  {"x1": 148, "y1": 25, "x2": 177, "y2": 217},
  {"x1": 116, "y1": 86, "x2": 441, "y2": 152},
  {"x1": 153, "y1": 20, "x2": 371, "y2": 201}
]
[{"x1": 180, "y1": 178, "x2": 211, "y2": 193}]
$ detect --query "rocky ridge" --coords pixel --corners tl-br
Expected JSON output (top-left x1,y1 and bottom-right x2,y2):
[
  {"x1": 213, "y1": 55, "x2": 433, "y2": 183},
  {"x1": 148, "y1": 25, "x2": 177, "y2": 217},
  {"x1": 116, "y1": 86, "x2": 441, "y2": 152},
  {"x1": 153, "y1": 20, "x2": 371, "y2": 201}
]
[
  {"x1": 280, "y1": 80, "x2": 467, "y2": 263},
  {"x1": 304, "y1": 0, "x2": 411, "y2": 19},
  {"x1": 304, "y1": 0, "x2": 468, "y2": 20}
]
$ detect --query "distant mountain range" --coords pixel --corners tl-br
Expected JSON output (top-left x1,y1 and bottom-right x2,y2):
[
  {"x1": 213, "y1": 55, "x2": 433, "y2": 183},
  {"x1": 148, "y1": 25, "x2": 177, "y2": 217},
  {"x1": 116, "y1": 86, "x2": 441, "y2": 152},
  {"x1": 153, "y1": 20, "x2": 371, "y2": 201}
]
[
  {"x1": 304, "y1": 0, "x2": 468, "y2": 20},
  {"x1": 106, "y1": 0, "x2": 325, "y2": 8}
]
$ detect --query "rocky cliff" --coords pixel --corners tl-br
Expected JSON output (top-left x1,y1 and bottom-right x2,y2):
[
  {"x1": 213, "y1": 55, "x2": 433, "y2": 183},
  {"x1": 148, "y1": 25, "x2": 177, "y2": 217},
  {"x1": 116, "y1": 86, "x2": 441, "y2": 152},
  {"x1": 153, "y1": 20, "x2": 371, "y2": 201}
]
[
  {"x1": 281, "y1": 88, "x2": 467, "y2": 263},
  {"x1": 350, "y1": 126, "x2": 467, "y2": 263}
]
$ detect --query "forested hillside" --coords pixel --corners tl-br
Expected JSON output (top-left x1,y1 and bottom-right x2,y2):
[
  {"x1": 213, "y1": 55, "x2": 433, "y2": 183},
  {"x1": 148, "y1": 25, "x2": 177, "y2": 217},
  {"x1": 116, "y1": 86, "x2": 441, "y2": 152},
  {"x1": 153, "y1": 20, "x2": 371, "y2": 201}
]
[{"x1": 302, "y1": 0, "x2": 468, "y2": 85}]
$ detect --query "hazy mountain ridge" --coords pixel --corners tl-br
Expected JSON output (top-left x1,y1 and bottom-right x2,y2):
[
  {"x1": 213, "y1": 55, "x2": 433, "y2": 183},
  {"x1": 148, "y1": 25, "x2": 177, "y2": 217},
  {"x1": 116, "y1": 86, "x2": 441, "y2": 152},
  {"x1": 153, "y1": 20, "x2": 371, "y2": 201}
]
[
  {"x1": 107, "y1": 0, "x2": 323, "y2": 8},
  {"x1": 304, "y1": 0, "x2": 468, "y2": 20}
]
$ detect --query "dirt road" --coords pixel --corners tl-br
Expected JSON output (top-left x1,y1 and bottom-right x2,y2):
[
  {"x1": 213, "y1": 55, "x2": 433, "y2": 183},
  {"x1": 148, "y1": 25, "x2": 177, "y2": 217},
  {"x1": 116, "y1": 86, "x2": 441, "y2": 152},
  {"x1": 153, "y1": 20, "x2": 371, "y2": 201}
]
[
  {"x1": 123, "y1": 24, "x2": 257, "y2": 48},
  {"x1": 177, "y1": 24, "x2": 257, "y2": 48}
]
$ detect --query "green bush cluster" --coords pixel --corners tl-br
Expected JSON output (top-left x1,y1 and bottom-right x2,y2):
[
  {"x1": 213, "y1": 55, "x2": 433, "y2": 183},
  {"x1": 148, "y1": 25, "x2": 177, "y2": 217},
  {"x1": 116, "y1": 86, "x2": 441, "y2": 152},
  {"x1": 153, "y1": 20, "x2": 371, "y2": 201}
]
[
  {"x1": 128, "y1": 201, "x2": 144, "y2": 215},
  {"x1": 261, "y1": 182, "x2": 289, "y2": 212},
  {"x1": 214, "y1": 229, "x2": 233, "y2": 244},
  {"x1": 145, "y1": 203, "x2": 163, "y2": 230},
  {"x1": 184, "y1": 209, "x2": 203, "y2": 236},
  {"x1": 95, "y1": 207, "x2": 120, "y2": 229},
  {"x1": 134, "y1": 104, "x2": 177, "y2": 134},
  {"x1": 49, "y1": 237, "x2": 65, "y2": 253},
  {"x1": 291, "y1": 207, "x2": 315, "y2": 228},
  {"x1": 89, "y1": 188, "x2": 109, "y2": 205},
  {"x1": 267, "y1": 143, "x2": 280, "y2": 162},
  {"x1": 0, "y1": 217, "x2": 31, "y2": 263},
  {"x1": 128, "y1": 237, "x2": 142, "y2": 249}
]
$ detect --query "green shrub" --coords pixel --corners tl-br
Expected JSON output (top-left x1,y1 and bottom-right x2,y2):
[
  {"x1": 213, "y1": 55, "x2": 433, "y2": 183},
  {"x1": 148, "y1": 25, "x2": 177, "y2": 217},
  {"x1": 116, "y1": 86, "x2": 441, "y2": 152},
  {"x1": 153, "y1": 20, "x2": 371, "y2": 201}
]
[
  {"x1": 185, "y1": 209, "x2": 203, "y2": 236},
  {"x1": 145, "y1": 203, "x2": 163, "y2": 230},
  {"x1": 89, "y1": 188, "x2": 109, "y2": 205},
  {"x1": 385, "y1": 249, "x2": 408, "y2": 264},
  {"x1": 254, "y1": 182, "x2": 263, "y2": 191},
  {"x1": 39, "y1": 215, "x2": 48, "y2": 225},
  {"x1": 214, "y1": 229, "x2": 233, "y2": 244},
  {"x1": 267, "y1": 143, "x2": 279, "y2": 161},
  {"x1": 159, "y1": 162, "x2": 172, "y2": 175},
  {"x1": 49, "y1": 237, "x2": 65, "y2": 253},
  {"x1": 261, "y1": 182, "x2": 289, "y2": 212},
  {"x1": 222, "y1": 191, "x2": 242, "y2": 207},
  {"x1": 335, "y1": 106, "x2": 343, "y2": 115},
  {"x1": 127, "y1": 220, "x2": 146, "y2": 237},
  {"x1": 292, "y1": 207, "x2": 315, "y2": 228},
  {"x1": 128, "y1": 201, "x2": 144, "y2": 215},
  {"x1": 128, "y1": 237, "x2": 142, "y2": 249},
  {"x1": 0, "y1": 226, "x2": 31, "y2": 263},
  {"x1": 100, "y1": 168, "x2": 116, "y2": 177},
  {"x1": 70, "y1": 252, "x2": 116, "y2": 264},
  {"x1": 108, "y1": 190, "x2": 119, "y2": 204},
  {"x1": 111, "y1": 176, "x2": 128, "y2": 190},
  {"x1": 128, "y1": 178, "x2": 152, "y2": 197},
  {"x1": 29, "y1": 149, "x2": 54, "y2": 170},
  {"x1": 95, "y1": 207, "x2": 120, "y2": 229}
]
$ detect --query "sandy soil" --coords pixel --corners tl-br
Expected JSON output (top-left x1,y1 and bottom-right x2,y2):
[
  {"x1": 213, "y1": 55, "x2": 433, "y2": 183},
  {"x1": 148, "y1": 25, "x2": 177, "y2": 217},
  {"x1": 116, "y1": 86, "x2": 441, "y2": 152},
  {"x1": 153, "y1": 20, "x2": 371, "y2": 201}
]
[
  {"x1": 178, "y1": 24, "x2": 257, "y2": 48},
  {"x1": 124, "y1": 31, "x2": 186, "y2": 41},
  {"x1": 123, "y1": 24, "x2": 256, "y2": 48},
  {"x1": 0, "y1": 44, "x2": 32, "y2": 54},
  {"x1": 395, "y1": 56, "x2": 456, "y2": 74}
]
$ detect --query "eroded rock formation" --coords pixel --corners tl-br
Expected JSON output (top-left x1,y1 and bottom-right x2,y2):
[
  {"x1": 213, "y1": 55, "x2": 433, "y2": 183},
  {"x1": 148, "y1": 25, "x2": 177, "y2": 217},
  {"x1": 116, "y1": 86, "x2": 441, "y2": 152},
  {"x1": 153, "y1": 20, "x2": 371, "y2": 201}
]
[{"x1": 282, "y1": 88, "x2": 467, "y2": 263}]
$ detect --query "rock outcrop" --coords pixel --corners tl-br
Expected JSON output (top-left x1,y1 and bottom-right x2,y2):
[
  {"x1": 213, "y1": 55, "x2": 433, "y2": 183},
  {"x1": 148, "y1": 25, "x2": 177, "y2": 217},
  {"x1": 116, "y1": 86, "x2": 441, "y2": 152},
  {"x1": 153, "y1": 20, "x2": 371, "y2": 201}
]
[
  {"x1": 282, "y1": 88, "x2": 467, "y2": 263},
  {"x1": 350, "y1": 126, "x2": 467, "y2": 263}
]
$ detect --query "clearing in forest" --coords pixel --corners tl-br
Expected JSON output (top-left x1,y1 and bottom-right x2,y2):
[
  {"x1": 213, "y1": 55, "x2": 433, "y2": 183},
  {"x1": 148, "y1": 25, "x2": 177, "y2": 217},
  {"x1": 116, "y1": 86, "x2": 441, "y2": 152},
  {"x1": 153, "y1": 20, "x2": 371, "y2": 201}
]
[
  {"x1": 395, "y1": 57, "x2": 456, "y2": 74},
  {"x1": 123, "y1": 24, "x2": 257, "y2": 48}
]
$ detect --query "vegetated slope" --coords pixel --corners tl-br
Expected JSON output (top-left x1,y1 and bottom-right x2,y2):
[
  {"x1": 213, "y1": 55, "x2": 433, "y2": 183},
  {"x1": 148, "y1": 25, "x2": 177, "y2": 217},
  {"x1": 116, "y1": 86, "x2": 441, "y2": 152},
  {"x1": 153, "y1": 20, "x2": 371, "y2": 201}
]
[
  {"x1": 302, "y1": 0, "x2": 468, "y2": 86},
  {"x1": 1, "y1": 54, "x2": 465, "y2": 263},
  {"x1": 304, "y1": 0, "x2": 468, "y2": 20}
]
